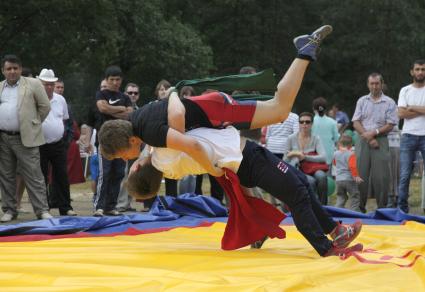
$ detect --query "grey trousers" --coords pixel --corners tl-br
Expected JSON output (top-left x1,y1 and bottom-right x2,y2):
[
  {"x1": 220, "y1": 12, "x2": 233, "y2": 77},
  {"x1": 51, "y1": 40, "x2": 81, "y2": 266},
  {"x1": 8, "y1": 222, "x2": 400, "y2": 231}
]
[
  {"x1": 179, "y1": 175, "x2": 196, "y2": 194},
  {"x1": 0, "y1": 133, "x2": 49, "y2": 216},
  {"x1": 335, "y1": 180, "x2": 361, "y2": 212},
  {"x1": 116, "y1": 160, "x2": 133, "y2": 211},
  {"x1": 388, "y1": 146, "x2": 400, "y2": 207},
  {"x1": 356, "y1": 136, "x2": 390, "y2": 210}
]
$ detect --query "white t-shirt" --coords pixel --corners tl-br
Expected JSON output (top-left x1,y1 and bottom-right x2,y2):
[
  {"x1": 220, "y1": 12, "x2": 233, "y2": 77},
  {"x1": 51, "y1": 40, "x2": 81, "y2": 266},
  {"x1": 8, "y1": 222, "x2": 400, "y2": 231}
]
[
  {"x1": 151, "y1": 127, "x2": 243, "y2": 179},
  {"x1": 0, "y1": 82, "x2": 20, "y2": 131},
  {"x1": 398, "y1": 84, "x2": 425, "y2": 135},
  {"x1": 90, "y1": 128, "x2": 97, "y2": 155},
  {"x1": 42, "y1": 92, "x2": 69, "y2": 143}
]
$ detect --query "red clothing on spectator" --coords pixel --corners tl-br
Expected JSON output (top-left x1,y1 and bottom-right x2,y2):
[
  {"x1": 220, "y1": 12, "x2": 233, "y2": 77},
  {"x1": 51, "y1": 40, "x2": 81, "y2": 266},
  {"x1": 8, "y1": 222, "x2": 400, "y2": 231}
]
[{"x1": 67, "y1": 121, "x2": 85, "y2": 184}]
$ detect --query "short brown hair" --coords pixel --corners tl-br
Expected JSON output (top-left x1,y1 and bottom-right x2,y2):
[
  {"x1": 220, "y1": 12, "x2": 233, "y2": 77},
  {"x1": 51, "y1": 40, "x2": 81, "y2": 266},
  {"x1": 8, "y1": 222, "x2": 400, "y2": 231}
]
[
  {"x1": 179, "y1": 86, "x2": 195, "y2": 98},
  {"x1": 98, "y1": 120, "x2": 134, "y2": 159},
  {"x1": 299, "y1": 112, "x2": 314, "y2": 122},
  {"x1": 368, "y1": 72, "x2": 384, "y2": 84},
  {"x1": 126, "y1": 159, "x2": 163, "y2": 199},
  {"x1": 412, "y1": 59, "x2": 425, "y2": 69},
  {"x1": 339, "y1": 134, "x2": 353, "y2": 147},
  {"x1": 125, "y1": 82, "x2": 139, "y2": 91},
  {"x1": 155, "y1": 79, "x2": 171, "y2": 98}
]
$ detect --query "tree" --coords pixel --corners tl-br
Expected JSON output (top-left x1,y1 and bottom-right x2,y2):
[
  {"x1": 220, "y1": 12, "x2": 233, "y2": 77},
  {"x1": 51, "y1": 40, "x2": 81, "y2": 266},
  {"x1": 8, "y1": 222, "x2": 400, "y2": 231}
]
[
  {"x1": 0, "y1": 0, "x2": 213, "y2": 121},
  {"x1": 312, "y1": 0, "x2": 425, "y2": 114}
]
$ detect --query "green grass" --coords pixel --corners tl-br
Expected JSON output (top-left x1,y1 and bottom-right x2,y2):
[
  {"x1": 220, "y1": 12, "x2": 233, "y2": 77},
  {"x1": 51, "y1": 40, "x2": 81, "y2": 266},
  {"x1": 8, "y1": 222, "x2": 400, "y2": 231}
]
[
  {"x1": 71, "y1": 176, "x2": 425, "y2": 215},
  {"x1": 327, "y1": 177, "x2": 424, "y2": 215}
]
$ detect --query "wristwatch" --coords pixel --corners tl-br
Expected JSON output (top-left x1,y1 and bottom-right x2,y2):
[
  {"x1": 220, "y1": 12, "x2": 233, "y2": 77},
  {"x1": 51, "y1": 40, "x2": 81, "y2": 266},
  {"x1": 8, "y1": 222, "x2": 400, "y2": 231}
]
[{"x1": 375, "y1": 128, "x2": 380, "y2": 135}]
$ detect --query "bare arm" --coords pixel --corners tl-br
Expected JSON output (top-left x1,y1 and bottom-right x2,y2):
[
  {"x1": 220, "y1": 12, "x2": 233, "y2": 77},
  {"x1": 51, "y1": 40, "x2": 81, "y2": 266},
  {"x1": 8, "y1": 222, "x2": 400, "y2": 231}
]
[
  {"x1": 407, "y1": 105, "x2": 425, "y2": 115},
  {"x1": 377, "y1": 123, "x2": 394, "y2": 135},
  {"x1": 353, "y1": 120, "x2": 376, "y2": 141},
  {"x1": 398, "y1": 107, "x2": 420, "y2": 119},
  {"x1": 33, "y1": 79, "x2": 51, "y2": 122},
  {"x1": 338, "y1": 123, "x2": 347, "y2": 135},
  {"x1": 96, "y1": 100, "x2": 127, "y2": 114},
  {"x1": 110, "y1": 106, "x2": 133, "y2": 120},
  {"x1": 167, "y1": 91, "x2": 186, "y2": 133},
  {"x1": 353, "y1": 120, "x2": 366, "y2": 136},
  {"x1": 96, "y1": 100, "x2": 133, "y2": 119},
  {"x1": 353, "y1": 120, "x2": 393, "y2": 149},
  {"x1": 129, "y1": 155, "x2": 150, "y2": 175},
  {"x1": 302, "y1": 137, "x2": 327, "y2": 163},
  {"x1": 166, "y1": 128, "x2": 224, "y2": 177}
]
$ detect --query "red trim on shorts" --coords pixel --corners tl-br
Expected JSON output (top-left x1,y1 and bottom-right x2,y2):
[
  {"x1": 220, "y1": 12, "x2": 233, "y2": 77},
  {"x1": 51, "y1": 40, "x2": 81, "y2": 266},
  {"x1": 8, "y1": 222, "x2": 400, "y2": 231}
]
[{"x1": 188, "y1": 92, "x2": 257, "y2": 129}]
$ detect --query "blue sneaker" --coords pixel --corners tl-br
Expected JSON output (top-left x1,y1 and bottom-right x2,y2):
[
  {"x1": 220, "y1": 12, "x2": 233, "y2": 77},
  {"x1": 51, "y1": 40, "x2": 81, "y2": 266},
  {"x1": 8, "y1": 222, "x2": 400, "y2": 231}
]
[{"x1": 293, "y1": 25, "x2": 333, "y2": 61}]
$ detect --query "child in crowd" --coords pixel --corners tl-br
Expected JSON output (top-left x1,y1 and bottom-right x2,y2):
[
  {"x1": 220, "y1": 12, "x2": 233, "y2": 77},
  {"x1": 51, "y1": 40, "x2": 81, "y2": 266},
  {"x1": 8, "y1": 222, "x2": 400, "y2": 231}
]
[
  {"x1": 333, "y1": 135, "x2": 363, "y2": 212},
  {"x1": 77, "y1": 124, "x2": 92, "y2": 159},
  {"x1": 78, "y1": 125, "x2": 98, "y2": 194}
]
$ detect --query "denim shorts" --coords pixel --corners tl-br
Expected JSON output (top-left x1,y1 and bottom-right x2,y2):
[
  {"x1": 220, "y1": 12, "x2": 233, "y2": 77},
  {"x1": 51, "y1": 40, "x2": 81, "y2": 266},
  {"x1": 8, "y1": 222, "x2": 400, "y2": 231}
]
[{"x1": 89, "y1": 154, "x2": 99, "y2": 181}]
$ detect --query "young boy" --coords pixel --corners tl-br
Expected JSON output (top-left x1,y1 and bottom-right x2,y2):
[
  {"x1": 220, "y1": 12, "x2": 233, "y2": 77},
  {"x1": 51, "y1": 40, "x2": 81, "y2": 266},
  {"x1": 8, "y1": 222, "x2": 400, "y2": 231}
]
[
  {"x1": 98, "y1": 25, "x2": 333, "y2": 177},
  {"x1": 125, "y1": 126, "x2": 363, "y2": 257},
  {"x1": 333, "y1": 135, "x2": 363, "y2": 212}
]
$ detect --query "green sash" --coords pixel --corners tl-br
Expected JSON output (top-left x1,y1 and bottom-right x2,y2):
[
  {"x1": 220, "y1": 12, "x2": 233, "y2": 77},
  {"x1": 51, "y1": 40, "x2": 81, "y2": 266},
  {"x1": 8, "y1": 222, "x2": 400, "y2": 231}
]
[{"x1": 175, "y1": 68, "x2": 276, "y2": 100}]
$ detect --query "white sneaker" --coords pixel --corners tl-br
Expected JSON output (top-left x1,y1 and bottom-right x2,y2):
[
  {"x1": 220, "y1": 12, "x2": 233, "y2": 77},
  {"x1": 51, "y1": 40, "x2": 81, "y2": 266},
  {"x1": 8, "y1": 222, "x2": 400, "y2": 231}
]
[
  {"x1": 93, "y1": 209, "x2": 104, "y2": 217},
  {"x1": 39, "y1": 212, "x2": 53, "y2": 220},
  {"x1": 17, "y1": 207, "x2": 30, "y2": 214},
  {"x1": 66, "y1": 210, "x2": 78, "y2": 216},
  {"x1": 104, "y1": 209, "x2": 122, "y2": 216},
  {"x1": 0, "y1": 213, "x2": 17, "y2": 223}
]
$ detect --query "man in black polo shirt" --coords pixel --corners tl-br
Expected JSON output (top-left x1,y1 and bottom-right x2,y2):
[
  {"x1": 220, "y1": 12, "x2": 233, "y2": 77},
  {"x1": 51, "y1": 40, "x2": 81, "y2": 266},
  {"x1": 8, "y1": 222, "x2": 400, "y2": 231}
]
[{"x1": 94, "y1": 65, "x2": 133, "y2": 216}]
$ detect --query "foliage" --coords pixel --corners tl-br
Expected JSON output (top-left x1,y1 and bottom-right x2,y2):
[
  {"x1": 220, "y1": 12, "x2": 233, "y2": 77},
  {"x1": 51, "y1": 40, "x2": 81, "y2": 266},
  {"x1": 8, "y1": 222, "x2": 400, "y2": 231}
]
[
  {"x1": 0, "y1": 0, "x2": 213, "y2": 121},
  {"x1": 1, "y1": 0, "x2": 425, "y2": 121}
]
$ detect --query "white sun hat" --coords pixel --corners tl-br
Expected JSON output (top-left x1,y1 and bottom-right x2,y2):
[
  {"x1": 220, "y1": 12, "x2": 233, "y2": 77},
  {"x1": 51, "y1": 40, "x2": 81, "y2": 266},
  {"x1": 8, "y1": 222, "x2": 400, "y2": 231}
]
[{"x1": 37, "y1": 68, "x2": 58, "y2": 82}]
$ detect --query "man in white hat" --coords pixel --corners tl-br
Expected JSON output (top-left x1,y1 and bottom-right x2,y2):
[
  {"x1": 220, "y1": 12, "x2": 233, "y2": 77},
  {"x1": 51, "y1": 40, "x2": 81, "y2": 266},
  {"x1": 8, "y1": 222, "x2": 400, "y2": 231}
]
[
  {"x1": 0, "y1": 55, "x2": 53, "y2": 222},
  {"x1": 38, "y1": 69, "x2": 76, "y2": 216}
]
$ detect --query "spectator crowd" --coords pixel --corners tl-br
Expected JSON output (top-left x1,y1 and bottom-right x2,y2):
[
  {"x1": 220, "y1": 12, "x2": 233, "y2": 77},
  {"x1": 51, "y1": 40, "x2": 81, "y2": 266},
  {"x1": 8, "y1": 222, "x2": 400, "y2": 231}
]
[{"x1": 0, "y1": 53, "x2": 424, "y2": 223}]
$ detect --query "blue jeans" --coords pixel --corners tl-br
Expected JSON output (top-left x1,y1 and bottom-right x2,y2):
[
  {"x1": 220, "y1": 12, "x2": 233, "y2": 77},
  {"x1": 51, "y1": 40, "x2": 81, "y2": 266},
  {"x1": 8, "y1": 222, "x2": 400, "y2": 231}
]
[
  {"x1": 398, "y1": 134, "x2": 425, "y2": 213},
  {"x1": 306, "y1": 170, "x2": 328, "y2": 205}
]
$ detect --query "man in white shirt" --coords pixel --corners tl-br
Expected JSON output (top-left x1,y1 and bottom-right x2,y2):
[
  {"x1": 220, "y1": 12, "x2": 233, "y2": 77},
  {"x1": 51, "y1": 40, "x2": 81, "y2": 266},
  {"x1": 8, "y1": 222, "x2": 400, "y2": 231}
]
[
  {"x1": 397, "y1": 59, "x2": 425, "y2": 213},
  {"x1": 121, "y1": 125, "x2": 363, "y2": 258},
  {"x1": 38, "y1": 69, "x2": 76, "y2": 216}
]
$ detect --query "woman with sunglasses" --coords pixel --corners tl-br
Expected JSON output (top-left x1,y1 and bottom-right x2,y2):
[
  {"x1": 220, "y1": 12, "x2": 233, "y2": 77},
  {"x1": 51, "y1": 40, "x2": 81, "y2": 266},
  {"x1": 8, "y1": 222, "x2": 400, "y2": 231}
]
[{"x1": 285, "y1": 112, "x2": 328, "y2": 205}]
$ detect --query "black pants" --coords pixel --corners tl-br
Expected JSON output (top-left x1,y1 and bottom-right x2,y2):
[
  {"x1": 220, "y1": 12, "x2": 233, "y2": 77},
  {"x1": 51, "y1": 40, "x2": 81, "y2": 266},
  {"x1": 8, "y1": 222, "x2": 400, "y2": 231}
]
[
  {"x1": 165, "y1": 178, "x2": 178, "y2": 196},
  {"x1": 40, "y1": 139, "x2": 72, "y2": 215},
  {"x1": 195, "y1": 174, "x2": 224, "y2": 203},
  {"x1": 237, "y1": 141, "x2": 336, "y2": 256}
]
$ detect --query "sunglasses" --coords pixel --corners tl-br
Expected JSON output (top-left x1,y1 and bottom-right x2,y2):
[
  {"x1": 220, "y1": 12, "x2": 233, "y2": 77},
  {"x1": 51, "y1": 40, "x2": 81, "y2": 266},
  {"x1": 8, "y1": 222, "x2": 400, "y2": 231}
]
[
  {"x1": 127, "y1": 91, "x2": 139, "y2": 95},
  {"x1": 299, "y1": 120, "x2": 312, "y2": 124}
]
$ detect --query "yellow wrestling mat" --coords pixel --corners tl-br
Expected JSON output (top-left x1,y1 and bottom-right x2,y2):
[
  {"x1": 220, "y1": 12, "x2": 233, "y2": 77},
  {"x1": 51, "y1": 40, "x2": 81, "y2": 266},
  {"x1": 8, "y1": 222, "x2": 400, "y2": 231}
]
[{"x1": 0, "y1": 222, "x2": 424, "y2": 291}]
